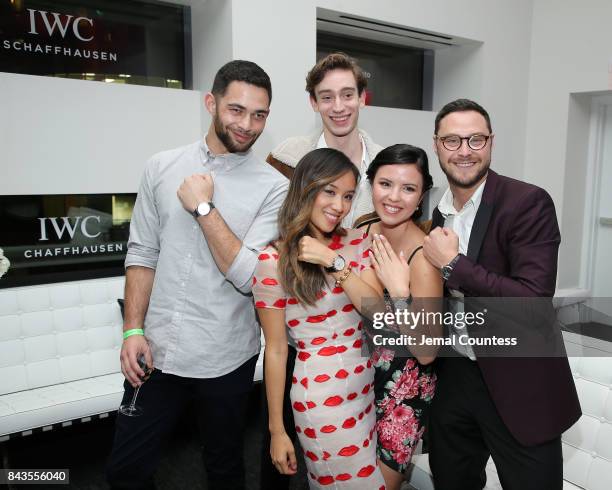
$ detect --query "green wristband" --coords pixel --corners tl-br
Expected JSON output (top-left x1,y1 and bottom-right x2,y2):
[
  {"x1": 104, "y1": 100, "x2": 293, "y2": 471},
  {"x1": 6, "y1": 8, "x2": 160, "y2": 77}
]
[{"x1": 123, "y1": 328, "x2": 144, "y2": 340}]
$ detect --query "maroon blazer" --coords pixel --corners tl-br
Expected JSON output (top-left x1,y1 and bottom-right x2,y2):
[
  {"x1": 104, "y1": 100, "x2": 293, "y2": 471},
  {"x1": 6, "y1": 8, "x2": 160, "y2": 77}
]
[{"x1": 432, "y1": 169, "x2": 581, "y2": 446}]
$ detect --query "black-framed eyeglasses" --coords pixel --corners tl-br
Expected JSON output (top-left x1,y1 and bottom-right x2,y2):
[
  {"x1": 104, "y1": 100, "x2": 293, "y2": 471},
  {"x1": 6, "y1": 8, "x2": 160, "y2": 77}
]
[{"x1": 436, "y1": 134, "x2": 491, "y2": 151}]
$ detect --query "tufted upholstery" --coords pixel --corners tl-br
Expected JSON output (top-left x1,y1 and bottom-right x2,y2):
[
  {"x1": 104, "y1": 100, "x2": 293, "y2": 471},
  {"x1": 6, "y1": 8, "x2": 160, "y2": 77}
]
[
  {"x1": 0, "y1": 278, "x2": 126, "y2": 438},
  {"x1": 0, "y1": 277, "x2": 265, "y2": 439},
  {"x1": 562, "y1": 357, "x2": 612, "y2": 490}
]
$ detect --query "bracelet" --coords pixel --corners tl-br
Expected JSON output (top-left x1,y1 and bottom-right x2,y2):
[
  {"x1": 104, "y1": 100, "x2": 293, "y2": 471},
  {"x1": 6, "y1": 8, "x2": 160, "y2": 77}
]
[
  {"x1": 123, "y1": 328, "x2": 144, "y2": 340},
  {"x1": 334, "y1": 268, "x2": 351, "y2": 287}
]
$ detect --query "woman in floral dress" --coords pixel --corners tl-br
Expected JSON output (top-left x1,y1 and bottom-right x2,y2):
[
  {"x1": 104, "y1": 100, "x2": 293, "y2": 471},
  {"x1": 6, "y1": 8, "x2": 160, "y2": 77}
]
[
  {"x1": 253, "y1": 148, "x2": 386, "y2": 489},
  {"x1": 357, "y1": 144, "x2": 443, "y2": 490}
]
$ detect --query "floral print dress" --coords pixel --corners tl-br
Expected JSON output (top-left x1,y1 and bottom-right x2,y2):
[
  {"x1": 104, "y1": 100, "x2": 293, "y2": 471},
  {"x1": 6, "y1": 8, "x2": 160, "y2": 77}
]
[
  {"x1": 359, "y1": 219, "x2": 437, "y2": 473},
  {"x1": 371, "y1": 348, "x2": 436, "y2": 472},
  {"x1": 252, "y1": 228, "x2": 386, "y2": 489}
]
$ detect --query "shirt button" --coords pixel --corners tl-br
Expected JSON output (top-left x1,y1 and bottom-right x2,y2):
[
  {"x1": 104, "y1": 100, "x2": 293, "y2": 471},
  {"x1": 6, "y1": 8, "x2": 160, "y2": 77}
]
[
  {"x1": 193, "y1": 224, "x2": 198, "y2": 230},
  {"x1": 181, "y1": 282, "x2": 185, "y2": 287},
  {"x1": 187, "y1": 253, "x2": 192, "y2": 259}
]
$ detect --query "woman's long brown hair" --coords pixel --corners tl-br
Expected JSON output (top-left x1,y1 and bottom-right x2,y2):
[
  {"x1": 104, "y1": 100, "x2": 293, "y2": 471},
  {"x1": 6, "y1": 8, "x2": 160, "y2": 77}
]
[{"x1": 277, "y1": 148, "x2": 359, "y2": 305}]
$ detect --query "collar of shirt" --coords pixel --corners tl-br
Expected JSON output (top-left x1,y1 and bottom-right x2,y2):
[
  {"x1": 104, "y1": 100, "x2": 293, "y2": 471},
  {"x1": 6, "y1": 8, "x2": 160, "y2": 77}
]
[
  {"x1": 438, "y1": 178, "x2": 487, "y2": 218},
  {"x1": 316, "y1": 132, "x2": 368, "y2": 172},
  {"x1": 199, "y1": 138, "x2": 251, "y2": 174}
]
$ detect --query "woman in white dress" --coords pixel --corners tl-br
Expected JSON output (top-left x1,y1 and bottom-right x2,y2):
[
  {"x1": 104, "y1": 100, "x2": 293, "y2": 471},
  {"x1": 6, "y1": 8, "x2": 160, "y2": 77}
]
[{"x1": 253, "y1": 148, "x2": 387, "y2": 489}]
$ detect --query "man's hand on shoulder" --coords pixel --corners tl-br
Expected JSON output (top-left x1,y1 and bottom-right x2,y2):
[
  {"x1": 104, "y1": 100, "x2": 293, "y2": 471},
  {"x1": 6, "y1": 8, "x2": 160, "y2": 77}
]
[
  {"x1": 423, "y1": 227, "x2": 459, "y2": 270},
  {"x1": 177, "y1": 173, "x2": 214, "y2": 213}
]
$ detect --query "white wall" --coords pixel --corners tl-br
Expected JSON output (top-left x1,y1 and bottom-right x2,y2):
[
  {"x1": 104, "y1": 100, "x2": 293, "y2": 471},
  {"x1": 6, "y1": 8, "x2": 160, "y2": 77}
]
[
  {"x1": 0, "y1": 73, "x2": 202, "y2": 194},
  {"x1": 558, "y1": 94, "x2": 592, "y2": 288},
  {"x1": 190, "y1": 0, "x2": 233, "y2": 128},
  {"x1": 525, "y1": 0, "x2": 612, "y2": 288},
  {"x1": 229, "y1": 0, "x2": 317, "y2": 159}
]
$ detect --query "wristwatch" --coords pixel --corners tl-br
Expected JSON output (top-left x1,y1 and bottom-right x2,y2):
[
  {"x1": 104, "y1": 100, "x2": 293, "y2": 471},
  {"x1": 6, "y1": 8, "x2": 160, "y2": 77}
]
[
  {"x1": 441, "y1": 254, "x2": 461, "y2": 281},
  {"x1": 325, "y1": 254, "x2": 346, "y2": 273},
  {"x1": 192, "y1": 201, "x2": 215, "y2": 218},
  {"x1": 392, "y1": 297, "x2": 411, "y2": 312}
]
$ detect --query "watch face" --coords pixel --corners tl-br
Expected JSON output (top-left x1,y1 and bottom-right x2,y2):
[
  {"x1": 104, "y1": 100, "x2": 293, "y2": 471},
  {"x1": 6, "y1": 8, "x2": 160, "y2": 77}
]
[
  {"x1": 197, "y1": 202, "x2": 211, "y2": 216},
  {"x1": 333, "y1": 255, "x2": 346, "y2": 271},
  {"x1": 441, "y1": 265, "x2": 452, "y2": 280}
]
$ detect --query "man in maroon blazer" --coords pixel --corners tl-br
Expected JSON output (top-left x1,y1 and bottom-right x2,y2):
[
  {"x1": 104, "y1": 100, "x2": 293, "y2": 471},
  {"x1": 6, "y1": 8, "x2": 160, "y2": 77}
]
[{"x1": 422, "y1": 99, "x2": 581, "y2": 490}]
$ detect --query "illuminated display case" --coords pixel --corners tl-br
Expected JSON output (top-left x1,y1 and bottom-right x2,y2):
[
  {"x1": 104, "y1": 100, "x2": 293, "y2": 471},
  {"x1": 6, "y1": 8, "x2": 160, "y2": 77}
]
[
  {"x1": 0, "y1": 193, "x2": 136, "y2": 288},
  {"x1": 0, "y1": 0, "x2": 191, "y2": 89}
]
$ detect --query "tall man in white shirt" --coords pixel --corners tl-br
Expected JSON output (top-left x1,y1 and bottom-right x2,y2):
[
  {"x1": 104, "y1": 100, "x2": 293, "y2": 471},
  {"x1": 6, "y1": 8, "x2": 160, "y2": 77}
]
[
  {"x1": 265, "y1": 52, "x2": 383, "y2": 227},
  {"x1": 423, "y1": 99, "x2": 580, "y2": 489},
  {"x1": 106, "y1": 60, "x2": 288, "y2": 490}
]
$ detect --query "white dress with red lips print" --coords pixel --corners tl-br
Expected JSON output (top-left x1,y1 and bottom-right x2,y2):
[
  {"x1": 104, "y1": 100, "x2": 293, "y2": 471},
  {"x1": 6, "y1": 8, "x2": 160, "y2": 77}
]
[{"x1": 253, "y1": 228, "x2": 386, "y2": 489}]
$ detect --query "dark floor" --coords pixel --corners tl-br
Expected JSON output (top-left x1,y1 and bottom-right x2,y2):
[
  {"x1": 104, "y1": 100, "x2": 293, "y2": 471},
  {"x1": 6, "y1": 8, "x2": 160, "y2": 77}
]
[{"x1": 1, "y1": 384, "x2": 310, "y2": 490}]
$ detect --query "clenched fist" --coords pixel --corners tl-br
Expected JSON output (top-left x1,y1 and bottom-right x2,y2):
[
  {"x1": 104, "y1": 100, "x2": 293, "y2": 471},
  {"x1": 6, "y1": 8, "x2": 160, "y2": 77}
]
[
  {"x1": 177, "y1": 173, "x2": 214, "y2": 213},
  {"x1": 297, "y1": 236, "x2": 337, "y2": 268},
  {"x1": 423, "y1": 227, "x2": 459, "y2": 269}
]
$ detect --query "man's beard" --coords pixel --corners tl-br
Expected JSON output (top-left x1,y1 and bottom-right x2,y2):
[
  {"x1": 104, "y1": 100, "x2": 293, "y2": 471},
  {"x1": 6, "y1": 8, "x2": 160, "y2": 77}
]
[
  {"x1": 439, "y1": 158, "x2": 490, "y2": 189},
  {"x1": 213, "y1": 114, "x2": 259, "y2": 153}
]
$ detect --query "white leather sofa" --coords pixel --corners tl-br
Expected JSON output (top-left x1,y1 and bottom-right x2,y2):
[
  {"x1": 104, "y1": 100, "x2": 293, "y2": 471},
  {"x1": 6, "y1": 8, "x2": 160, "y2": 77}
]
[{"x1": 0, "y1": 277, "x2": 265, "y2": 440}]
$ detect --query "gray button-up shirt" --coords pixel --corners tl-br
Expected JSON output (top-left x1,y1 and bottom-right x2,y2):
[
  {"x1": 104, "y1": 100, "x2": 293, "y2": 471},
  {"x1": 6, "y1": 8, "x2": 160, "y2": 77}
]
[{"x1": 125, "y1": 140, "x2": 288, "y2": 378}]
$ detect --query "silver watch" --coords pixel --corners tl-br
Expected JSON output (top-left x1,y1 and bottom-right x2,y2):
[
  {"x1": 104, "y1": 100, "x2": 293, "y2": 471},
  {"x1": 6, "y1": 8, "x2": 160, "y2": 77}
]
[
  {"x1": 441, "y1": 254, "x2": 461, "y2": 281},
  {"x1": 325, "y1": 254, "x2": 346, "y2": 273},
  {"x1": 192, "y1": 201, "x2": 215, "y2": 218}
]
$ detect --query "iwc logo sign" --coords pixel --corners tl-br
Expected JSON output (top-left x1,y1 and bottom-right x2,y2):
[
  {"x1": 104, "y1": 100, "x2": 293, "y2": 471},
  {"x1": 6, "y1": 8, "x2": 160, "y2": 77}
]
[
  {"x1": 21, "y1": 214, "x2": 125, "y2": 259},
  {"x1": 1, "y1": 4, "x2": 118, "y2": 62},
  {"x1": 0, "y1": 193, "x2": 134, "y2": 289},
  {"x1": 27, "y1": 9, "x2": 95, "y2": 41},
  {"x1": 38, "y1": 216, "x2": 102, "y2": 241}
]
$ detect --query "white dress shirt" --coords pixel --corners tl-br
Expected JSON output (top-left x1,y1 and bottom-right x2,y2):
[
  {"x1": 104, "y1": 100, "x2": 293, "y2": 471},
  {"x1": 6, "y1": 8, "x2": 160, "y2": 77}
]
[{"x1": 437, "y1": 179, "x2": 486, "y2": 360}]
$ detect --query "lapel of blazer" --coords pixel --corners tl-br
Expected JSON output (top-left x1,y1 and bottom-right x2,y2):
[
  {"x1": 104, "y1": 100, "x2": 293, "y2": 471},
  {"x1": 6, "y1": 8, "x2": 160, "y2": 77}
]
[
  {"x1": 466, "y1": 170, "x2": 498, "y2": 261},
  {"x1": 431, "y1": 207, "x2": 445, "y2": 230}
]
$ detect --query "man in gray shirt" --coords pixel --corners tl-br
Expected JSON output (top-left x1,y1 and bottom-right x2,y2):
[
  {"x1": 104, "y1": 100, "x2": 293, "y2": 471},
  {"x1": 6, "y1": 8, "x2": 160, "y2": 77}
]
[{"x1": 106, "y1": 60, "x2": 288, "y2": 490}]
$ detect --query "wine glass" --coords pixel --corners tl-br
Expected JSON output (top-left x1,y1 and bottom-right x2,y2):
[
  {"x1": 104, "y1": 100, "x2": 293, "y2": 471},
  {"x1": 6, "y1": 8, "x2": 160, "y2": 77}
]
[{"x1": 118, "y1": 355, "x2": 152, "y2": 417}]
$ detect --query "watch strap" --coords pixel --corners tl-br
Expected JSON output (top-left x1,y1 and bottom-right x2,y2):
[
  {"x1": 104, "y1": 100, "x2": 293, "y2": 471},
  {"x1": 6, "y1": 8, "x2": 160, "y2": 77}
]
[
  {"x1": 441, "y1": 253, "x2": 461, "y2": 280},
  {"x1": 324, "y1": 254, "x2": 345, "y2": 273}
]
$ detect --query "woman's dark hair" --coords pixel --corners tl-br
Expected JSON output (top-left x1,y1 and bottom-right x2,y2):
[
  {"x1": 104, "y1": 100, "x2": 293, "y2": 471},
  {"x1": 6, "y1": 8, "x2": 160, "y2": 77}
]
[
  {"x1": 366, "y1": 144, "x2": 433, "y2": 221},
  {"x1": 278, "y1": 148, "x2": 359, "y2": 305}
]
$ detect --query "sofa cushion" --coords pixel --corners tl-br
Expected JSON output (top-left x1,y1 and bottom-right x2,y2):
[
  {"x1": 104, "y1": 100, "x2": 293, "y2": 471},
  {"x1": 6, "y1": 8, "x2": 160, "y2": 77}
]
[{"x1": 0, "y1": 373, "x2": 124, "y2": 437}]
